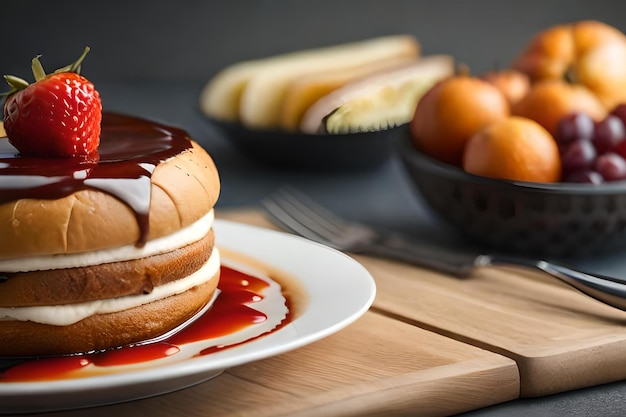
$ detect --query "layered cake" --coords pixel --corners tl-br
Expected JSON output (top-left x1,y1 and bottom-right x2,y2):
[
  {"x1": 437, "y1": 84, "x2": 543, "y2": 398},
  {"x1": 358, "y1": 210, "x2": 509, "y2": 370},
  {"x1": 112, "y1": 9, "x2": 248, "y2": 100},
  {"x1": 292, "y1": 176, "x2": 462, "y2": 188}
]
[{"x1": 0, "y1": 112, "x2": 221, "y2": 356}]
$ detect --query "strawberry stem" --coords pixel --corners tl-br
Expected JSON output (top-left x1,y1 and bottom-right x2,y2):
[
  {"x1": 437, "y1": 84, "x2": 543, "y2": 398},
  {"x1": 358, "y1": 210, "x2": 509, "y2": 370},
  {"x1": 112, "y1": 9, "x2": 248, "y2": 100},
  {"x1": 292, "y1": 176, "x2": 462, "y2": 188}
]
[
  {"x1": 2, "y1": 46, "x2": 91, "y2": 98},
  {"x1": 55, "y1": 46, "x2": 91, "y2": 75},
  {"x1": 0, "y1": 75, "x2": 29, "y2": 97},
  {"x1": 3, "y1": 75, "x2": 28, "y2": 90},
  {"x1": 31, "y1": 55, "x2": 46, "y2": 82}
]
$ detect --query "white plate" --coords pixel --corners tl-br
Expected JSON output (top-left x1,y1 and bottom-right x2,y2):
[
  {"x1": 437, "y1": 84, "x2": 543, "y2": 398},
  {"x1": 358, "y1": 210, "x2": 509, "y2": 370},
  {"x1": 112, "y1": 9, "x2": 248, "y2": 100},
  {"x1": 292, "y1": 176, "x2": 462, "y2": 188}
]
[{"x1": 0, "y1": 219, "x2": 376, "y2": 414}]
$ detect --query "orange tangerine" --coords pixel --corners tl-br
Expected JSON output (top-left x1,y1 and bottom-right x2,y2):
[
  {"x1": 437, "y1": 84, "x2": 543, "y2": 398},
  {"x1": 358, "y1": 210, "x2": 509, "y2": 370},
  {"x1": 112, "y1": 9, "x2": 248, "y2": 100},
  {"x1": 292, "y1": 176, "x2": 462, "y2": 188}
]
[
  {"x1": 512, "y1": 79, "x2": 606, "y2": 136},
  {"x1": 410, "y1": 73, "x2": 509, "y2": 167},
  {"x1": 481, "y1": 69, "x2": 530, "y2": 107},
  {"x1": 462, "y1": 116, "x2": 561, "y2": 182}
]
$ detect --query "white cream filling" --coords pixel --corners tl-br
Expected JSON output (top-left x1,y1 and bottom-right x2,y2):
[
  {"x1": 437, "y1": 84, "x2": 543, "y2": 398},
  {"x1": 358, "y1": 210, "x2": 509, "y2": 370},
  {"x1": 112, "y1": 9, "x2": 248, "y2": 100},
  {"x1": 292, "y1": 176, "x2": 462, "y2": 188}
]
[
  {"x1": 0, "y1": 210, "x2": 214, "y2": 273},
  {"x1": 0, "y1": 248, "x2": 221, "y2": 326}
]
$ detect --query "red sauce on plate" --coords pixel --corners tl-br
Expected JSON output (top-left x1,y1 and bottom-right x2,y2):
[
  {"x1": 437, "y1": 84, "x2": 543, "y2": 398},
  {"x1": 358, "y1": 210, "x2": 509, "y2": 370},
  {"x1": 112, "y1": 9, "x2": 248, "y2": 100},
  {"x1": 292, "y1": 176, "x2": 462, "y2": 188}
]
[
  {"x1": 0, "y1": 113, "x2": 295, "y2": 383},
  {"x1": 0, "y1": 265, "x2": 292, "y2": 382}
]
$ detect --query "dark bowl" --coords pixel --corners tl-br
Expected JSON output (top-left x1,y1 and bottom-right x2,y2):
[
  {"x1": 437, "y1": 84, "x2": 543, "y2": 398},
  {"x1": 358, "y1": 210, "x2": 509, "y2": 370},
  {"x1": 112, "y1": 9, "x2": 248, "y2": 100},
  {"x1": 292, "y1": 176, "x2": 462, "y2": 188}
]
[
  {"x1": 208, "y1": 118, "x2": 408, "y2": 171},
  {"x1": 395, "y1": 133, "x2": 626, "y2": 258}
]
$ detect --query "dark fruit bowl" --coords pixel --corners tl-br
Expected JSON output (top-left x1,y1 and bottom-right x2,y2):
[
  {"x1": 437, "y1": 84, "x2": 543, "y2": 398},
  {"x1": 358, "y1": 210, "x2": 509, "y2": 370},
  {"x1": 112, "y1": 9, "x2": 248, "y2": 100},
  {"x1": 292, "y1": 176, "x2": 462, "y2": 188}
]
[
  {"x1": 395, "y1": 133, "x2": 626, "y2": 258},
  {"x1": 207, "y1": 117, "x2": 408, "y2": 171}
]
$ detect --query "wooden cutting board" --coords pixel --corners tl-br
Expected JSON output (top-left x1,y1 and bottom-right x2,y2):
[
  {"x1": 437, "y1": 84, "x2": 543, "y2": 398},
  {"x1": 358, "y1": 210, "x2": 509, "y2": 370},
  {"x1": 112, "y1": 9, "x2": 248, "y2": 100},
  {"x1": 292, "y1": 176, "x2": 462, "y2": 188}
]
[
  {"x1": 44, "y1": 312, "x2": 518, "y2": 417},
  {"x1": 37, "y1": 209, "x2": 519, "y2": 417},
  {"x1": 368, "y1": 254, "x2": 626, "y2": 397},
  {"x1": 222, "y1": 209, "x2": 626, "y2": 398},
  {"x1": 41, "y1": 206, "x2": 626, "y2": 416}
]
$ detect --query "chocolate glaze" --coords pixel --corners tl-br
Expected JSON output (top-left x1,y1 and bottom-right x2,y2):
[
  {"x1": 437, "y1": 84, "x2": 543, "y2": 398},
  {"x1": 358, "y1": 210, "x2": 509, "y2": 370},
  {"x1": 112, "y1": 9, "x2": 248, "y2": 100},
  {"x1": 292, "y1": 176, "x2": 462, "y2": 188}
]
[{"x1": 0, "y1": 112, "x2": 193, "y2": 246}]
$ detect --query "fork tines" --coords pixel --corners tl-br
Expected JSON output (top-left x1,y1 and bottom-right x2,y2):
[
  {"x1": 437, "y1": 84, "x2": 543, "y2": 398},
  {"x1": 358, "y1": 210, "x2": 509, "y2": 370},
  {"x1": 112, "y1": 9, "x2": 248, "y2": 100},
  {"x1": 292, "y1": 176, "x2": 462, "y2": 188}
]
[{"x1": 261, "y1": 187, "x2": 349, "y2": 248}]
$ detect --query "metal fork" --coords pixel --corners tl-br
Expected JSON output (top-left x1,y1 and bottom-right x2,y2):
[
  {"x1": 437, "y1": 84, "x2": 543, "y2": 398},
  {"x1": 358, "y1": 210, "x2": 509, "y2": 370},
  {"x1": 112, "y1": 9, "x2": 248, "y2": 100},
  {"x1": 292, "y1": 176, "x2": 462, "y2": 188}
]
[{"x1": 261, "y1": 187, "x2": 626, "y2": 312}]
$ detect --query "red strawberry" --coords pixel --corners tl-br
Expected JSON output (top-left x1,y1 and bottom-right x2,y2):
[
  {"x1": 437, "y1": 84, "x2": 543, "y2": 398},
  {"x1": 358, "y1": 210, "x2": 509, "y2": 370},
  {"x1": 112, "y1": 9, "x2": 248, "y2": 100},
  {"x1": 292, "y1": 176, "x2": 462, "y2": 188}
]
[{"x1": 2, "y1": 47, "x2": 102, "y2": 158}]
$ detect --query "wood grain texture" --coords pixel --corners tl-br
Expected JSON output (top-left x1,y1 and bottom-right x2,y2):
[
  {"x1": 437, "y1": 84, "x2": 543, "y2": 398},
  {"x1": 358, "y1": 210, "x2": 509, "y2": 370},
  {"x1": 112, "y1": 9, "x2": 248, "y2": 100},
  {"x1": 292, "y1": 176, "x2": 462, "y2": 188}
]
[
  {"x1": 37, "y1": 208, "x2": 519, "y2": 417},
  {"x1": 42, "y1": 312, "x2": 518, "y2": 417},
  {"x1": 365, "y1": 255, "x2": 626, "y2": 397},
  {"x1": 32, "y1": 203, "x2": 624, "y2": 413},
  {"x1": 221, "y1": 209, "x2": 626, "y2": 397}
]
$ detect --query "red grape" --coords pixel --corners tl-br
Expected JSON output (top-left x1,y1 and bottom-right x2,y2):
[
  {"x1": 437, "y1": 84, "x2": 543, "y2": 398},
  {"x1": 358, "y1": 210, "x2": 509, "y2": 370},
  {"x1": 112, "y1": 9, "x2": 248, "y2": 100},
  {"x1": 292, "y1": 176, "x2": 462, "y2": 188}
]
[
  {"x1": 564, "y1": 170, "x2": 604, "y2": 184},
  {"x1": 560, "y1": 139, "x2": 597, "y2": 173},
  {"x1": 593, "y1": 115, "x2": 626, "y2": 154},
  {"x1": 553, "y1": 107, "x2": 626, "y2": 183},
  {"x1": 616, "y1": 139, "x2": 626, "y2": 160},
  {"x1": 556, "y1": 112, "x2": 595, "y2": 145},
  {"x1": 611, "y1": 103, "x2": 626, "y2": 126},
  {"x1": 595, "y1": 152, "x2": 626, "y2": 181}
]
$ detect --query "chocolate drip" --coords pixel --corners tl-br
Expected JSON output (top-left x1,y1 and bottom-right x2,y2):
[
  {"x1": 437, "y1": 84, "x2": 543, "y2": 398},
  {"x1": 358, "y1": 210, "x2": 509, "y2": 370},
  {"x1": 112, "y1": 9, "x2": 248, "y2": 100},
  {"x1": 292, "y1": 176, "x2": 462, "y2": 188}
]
[{"x1": 0, "y1": 113, "x2": 193, "y2": 245}]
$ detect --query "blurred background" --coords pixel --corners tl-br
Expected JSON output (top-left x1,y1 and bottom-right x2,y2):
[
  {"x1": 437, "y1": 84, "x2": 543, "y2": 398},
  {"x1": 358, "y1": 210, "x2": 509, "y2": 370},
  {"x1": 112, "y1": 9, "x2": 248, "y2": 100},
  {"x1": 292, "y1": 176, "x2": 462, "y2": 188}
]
[
  {"x1": 3, "y1": 0, "x2": 626, "y2": 83},
  {"x1": 2, "y1": 0, "x2": 626, "y2": 209},
  {"x1": 3, "y1": 0, "x2": 626, "y2": 236}
]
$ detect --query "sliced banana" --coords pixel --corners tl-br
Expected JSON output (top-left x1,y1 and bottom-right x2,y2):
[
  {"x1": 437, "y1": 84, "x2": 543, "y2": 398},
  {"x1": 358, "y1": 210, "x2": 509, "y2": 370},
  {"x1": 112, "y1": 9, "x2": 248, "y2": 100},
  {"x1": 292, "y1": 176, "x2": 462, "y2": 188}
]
[
  {"x1": 200, "y1": 35, "x2": 420, "y2": 127},
  {"x1": 280, "y1": 56, "x2": 417, "y2": 131},
  {"x1": 301, "y1": 55, "x2": 454, "y2": 134},
  {"x1": 324, "y1": 79, "x2": 436, "y2": 134}
]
